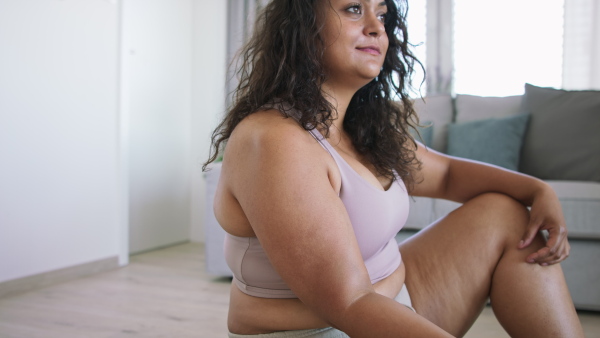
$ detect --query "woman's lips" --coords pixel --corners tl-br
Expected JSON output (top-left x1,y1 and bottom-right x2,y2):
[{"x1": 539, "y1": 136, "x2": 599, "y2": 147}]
[{"x1": 356, "y1": 46, "x2": 381, "y2": 55}]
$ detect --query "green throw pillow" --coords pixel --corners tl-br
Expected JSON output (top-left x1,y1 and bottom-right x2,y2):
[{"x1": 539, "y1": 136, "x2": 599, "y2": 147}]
[{"x1": 447, "y1": 114, "x2": 530, "y2": 170}]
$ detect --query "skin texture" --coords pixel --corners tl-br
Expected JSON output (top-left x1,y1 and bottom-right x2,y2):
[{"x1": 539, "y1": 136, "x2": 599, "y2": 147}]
[{"x1": 214, "y1": 0, "x2": 585, "y2": 336}]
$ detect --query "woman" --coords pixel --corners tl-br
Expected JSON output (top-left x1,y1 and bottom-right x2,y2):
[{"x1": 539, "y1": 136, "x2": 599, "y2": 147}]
[{"x1": 204, "y1": 0, "x2": 584, "y2": 337}]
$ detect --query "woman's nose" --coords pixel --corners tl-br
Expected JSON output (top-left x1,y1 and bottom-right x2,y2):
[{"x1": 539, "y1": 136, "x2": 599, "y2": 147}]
[{"x1": 364, "y1": 12, "x2": 385, "y2": 36}]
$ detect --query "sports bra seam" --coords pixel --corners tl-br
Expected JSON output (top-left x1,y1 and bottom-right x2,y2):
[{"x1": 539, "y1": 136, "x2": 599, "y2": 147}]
[
  {"x1": 234, "y1": 279, "x2": 297, "y2": 297},
  {"x1": 238, "y1": 236, "x2": 252, "y2": 286}
]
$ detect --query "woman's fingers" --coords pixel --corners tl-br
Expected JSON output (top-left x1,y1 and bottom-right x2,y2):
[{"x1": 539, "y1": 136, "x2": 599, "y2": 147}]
[
  {"x1": 519, "y1": 218, "x2": 542, "y2": 249},
  {"x1": 525, "y1": 225, "x2": 570, "y2": 265}
]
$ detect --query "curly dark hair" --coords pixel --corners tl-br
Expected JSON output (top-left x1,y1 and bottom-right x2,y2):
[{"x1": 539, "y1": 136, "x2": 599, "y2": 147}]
[{"x1": 204, "y1": 0, "x2": 424, "y2": 189}]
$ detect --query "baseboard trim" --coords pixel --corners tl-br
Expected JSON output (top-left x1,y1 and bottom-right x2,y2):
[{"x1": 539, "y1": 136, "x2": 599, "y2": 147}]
[{"x1": 0, "y1": 256, "x2": 120, "y2": 299}]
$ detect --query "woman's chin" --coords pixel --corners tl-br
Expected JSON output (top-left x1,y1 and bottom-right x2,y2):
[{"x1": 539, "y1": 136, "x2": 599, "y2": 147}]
[
  {"x1": 325, "y1": 70, "x2": 382, "y2": 91},
  {"x1": 358, "y1": 71, "x2": 382, "y2": 84}
]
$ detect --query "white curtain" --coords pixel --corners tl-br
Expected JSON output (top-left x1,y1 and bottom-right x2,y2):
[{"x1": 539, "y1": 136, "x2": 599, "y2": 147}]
[
  {"x1": 424, "y1": 0, "x2": 453, "y2": 95},
  {"x1": 563, "y1": 0, "x2": 600, "y2": 90},
  {"x1": 226, "y1": 0, "x2": 270, "y2": 105}
]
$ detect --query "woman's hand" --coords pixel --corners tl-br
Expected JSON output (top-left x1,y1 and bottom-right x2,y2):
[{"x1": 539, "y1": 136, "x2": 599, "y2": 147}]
[{"x1": 518, "y1": 184, "x2": 570, "y2": 266}]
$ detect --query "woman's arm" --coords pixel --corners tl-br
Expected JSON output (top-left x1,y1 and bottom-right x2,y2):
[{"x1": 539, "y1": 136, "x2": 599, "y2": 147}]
[
  {"x1": 224, "y1": 113, "x2": 452, "y2": 337},
  {"x1": 410, "y1": 143, "x2": 569, "y2": 266}
]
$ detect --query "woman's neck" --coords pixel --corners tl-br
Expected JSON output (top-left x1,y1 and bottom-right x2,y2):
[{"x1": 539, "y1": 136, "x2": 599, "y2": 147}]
[{"x1": 321, "y1": 82, "x2": 357, "y2": 133}]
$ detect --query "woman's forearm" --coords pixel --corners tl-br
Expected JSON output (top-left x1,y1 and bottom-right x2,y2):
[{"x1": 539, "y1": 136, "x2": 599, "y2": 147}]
[
  {"x1": 334, "y1": 292, "x2": 453, "y2": 338},
  {"x1": 443, "y1": 157, "x2": 549, "y2": 206}
]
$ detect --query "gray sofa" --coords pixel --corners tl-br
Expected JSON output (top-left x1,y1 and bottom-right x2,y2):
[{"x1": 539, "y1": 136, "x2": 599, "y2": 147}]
[
  {"x1": 397, "y1": 85, "x2": 600, "y2": 311},
  {"x1": 204, "y1": 84, "x2": 600, "y2": 310}
]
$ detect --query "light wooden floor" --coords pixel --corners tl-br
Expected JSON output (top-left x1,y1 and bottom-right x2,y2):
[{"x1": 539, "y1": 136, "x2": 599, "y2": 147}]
[{"x1": 0, "y1": 242, "x2": 598, "y2": 338}]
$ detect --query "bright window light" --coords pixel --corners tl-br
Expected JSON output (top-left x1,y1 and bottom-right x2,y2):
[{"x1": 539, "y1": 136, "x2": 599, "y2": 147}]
[
  {"x1": 453, "y1": 0, "x2": 564, "y2": 96},
  {"x1": 406, "y1": 0, "x2": 427, "y2": 97}
]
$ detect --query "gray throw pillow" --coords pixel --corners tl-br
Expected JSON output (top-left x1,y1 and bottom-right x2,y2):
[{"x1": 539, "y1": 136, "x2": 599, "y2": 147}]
[
  {"x1": 519, "y1": 84, "x2": 600, "y2": 181},
  {"x1": 447, "y1": 114, "x2": 530, "y2": 171}
]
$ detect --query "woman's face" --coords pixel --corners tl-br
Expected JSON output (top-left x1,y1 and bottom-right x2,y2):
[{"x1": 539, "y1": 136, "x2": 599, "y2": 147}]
[{"x1": 320, "y1": 0, "x2": 389, "y2": 89}]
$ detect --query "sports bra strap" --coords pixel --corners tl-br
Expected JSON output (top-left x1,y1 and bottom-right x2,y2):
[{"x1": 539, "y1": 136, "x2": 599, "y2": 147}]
[{"x1": 308, "y1": 129, "x2": 335, "y2": 159}]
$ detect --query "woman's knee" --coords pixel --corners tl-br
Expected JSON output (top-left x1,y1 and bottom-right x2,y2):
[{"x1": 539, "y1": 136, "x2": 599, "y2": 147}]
[
  {"x1": 465, "y1": 192, "x2": 529, "y2": 220},
  {"x1": 458, "y1": 192, "x2": 530, "y2": 242}
]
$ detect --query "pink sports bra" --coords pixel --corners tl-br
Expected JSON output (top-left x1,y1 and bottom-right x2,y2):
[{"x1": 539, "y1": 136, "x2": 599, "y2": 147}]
[{"x1": 224, "y1": 116, "x2": 410, "y2": 299}]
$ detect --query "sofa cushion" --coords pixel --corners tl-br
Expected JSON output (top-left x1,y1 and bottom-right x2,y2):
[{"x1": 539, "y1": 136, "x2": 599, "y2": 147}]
[
  {"x1": 412, "y1": 95, "x2": 453, "y2": 152},
  {"x1": 405, "y1": 197, "x2": 435, "y2": 229},
  {"x1": 519, "y1": 84, "x2": 600, "y2": 182},
  {"x1": 455, "y1": 94, "x2": 523, "y2": 122},
  {"x1": 547, "y1": 180, "x2": 600, "y2": 199},
  {"x1": 405, "y1": 197, "x2": 462, "y2": 230},
  {"x1": 432, "y1": 199, "x2": 462, "y2": 222},
  {"x1": 447, "y1": 114, "x2": 530, "y2": 170},
  {"x1": 546, "y1": 180, "x2": 600, "y2": 238}
]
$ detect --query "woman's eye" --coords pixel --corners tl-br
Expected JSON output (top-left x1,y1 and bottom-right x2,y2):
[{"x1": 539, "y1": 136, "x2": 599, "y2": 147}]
[
  {"x1": 378, "y1": 12, "x2": 387, "y2": 22},
  {"x1": 346, "y1": 4, "x2": 362, "y2": 14}
]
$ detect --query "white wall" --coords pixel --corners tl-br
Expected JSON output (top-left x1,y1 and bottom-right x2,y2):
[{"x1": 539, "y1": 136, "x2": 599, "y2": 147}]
[
  {"x1": 123, "y1": 0, "x2": 194, "y2": 253},
  {"x1": 0, "y1": 0, "x2": 121, "y2": 282},
  {"x1": 125, "y1": 0, "x2": 227, "y2": 249},
  {"x1": 0, "y1": 0, "x2": 228, "y2": 284},
  {"x1": 190, "y1": 0, "x2": 228, "y2": 243}
]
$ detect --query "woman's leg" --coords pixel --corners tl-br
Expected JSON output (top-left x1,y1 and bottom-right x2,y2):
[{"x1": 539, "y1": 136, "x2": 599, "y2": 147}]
[{"x1": 399, "y1": 193, "x2": 584, "y2": 338}]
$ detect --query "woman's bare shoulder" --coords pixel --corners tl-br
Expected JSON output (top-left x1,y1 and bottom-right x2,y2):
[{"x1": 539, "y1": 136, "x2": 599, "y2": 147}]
[
  {"x1": 223, "y1": 109, "x2": 339, "y2": 191},
  {"x1": 228, "y1": 109, "x2": 319, "y2": 158}
]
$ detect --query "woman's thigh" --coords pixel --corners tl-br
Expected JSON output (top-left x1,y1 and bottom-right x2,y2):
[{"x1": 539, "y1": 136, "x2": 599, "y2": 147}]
[{"x1": 399, "y1": 193, "x2": 540, "y2": 336}]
